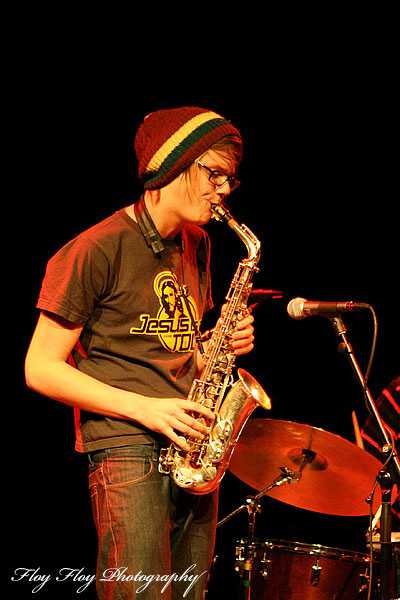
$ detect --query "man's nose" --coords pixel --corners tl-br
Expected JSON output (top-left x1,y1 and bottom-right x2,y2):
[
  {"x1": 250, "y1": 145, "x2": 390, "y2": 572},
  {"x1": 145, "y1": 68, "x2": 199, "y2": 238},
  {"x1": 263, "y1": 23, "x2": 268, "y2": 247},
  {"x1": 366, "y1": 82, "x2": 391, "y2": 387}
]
[{"x1": 217, "y1": 180, "x2": 231, "y2": 197}]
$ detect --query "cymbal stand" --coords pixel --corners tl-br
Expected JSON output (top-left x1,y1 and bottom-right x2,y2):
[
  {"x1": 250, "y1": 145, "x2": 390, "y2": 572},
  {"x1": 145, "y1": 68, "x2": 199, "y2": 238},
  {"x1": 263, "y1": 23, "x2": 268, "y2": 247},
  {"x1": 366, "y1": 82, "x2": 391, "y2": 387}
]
[
  {"x1": 329, "y1": 315, "x2": 400, "y2": 600},
  {"x1": 217, "y1": 467, "x2": 296, "y2": 600}
]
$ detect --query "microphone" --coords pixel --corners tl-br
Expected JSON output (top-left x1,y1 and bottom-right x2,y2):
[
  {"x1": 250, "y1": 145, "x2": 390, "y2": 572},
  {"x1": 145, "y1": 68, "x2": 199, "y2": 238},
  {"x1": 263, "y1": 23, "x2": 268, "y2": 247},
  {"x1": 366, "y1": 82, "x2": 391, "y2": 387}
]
[{"x1": 287, "y1": 297, "x2": 370, "y2": 320}]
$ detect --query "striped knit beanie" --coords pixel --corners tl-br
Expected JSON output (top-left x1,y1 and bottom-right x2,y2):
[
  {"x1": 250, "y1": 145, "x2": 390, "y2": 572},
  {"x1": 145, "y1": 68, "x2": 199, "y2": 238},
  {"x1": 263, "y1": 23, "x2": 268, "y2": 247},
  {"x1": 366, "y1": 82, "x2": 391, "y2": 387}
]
[{"x1": 134, "y1": 106, "x2": 242, "y2": 189}]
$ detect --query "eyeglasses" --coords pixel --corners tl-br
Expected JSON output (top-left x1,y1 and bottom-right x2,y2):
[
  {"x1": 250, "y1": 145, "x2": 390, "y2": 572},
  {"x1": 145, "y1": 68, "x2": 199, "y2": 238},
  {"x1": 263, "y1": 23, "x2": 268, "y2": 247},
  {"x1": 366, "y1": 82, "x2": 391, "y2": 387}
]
[{"x1": 197, "y1": 161, "x2": 240, "y2": 192}]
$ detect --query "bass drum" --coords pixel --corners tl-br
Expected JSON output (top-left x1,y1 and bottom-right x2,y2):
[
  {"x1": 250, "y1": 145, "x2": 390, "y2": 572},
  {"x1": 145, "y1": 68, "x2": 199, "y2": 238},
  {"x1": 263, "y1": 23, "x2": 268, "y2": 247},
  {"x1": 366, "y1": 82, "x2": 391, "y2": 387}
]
[{"x1": 247, "y1": 539, "x2": 371, "y2": 599}]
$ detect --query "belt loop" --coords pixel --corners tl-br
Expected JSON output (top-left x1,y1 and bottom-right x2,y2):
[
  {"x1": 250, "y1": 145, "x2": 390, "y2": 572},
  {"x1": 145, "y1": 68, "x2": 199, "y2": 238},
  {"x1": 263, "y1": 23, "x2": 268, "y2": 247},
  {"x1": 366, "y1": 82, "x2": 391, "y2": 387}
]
[{"x1": 152, "y1": 443, "x2": 161, "y2": 461}]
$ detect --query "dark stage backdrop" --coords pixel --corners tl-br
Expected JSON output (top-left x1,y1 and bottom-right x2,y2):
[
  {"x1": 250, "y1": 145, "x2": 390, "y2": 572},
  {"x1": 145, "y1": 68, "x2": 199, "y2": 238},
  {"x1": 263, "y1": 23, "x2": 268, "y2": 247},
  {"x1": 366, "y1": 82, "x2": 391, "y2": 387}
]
[{"x1": 7, "y1": 15, "x2": 398, "y2": 599}]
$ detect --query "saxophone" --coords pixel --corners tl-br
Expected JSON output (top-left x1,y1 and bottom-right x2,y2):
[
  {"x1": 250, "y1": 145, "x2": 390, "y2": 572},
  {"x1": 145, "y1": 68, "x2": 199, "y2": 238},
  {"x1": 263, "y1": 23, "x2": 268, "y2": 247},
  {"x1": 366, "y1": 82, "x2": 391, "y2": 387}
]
[{"x1": 158, "y1": 204, "x2": 272, "y2": 494}]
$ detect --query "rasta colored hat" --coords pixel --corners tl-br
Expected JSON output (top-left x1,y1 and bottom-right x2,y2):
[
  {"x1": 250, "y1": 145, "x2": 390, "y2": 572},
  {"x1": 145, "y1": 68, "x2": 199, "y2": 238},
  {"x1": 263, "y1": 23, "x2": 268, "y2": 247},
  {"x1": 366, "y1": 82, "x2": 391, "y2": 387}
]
[{"x1": 134, "y1": 106, "x2": 242, "y2": 189}]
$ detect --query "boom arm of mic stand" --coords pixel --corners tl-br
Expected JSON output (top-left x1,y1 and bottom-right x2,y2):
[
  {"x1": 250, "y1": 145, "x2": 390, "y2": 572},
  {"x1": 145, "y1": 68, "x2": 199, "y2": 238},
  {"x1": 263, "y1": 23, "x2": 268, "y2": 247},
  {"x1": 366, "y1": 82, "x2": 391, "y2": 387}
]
[{"x1": 329, "y1": 315, "x2": 400, "y2": 480}]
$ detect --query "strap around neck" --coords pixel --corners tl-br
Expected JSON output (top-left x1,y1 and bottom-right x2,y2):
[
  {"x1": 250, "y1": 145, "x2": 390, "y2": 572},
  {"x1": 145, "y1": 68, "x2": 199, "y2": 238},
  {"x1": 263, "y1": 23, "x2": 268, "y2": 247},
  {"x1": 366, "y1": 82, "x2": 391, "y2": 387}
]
[{"x1": 134, "y1": 195, "x2": 164, "y2": 254}]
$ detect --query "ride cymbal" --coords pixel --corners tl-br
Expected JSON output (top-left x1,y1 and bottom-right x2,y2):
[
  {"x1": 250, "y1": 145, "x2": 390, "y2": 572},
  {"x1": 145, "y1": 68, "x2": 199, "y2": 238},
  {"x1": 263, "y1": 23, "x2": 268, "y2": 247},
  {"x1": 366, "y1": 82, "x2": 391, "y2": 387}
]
[{"x1": 229, "y1": 419, "x2": 395, "y2": 516}]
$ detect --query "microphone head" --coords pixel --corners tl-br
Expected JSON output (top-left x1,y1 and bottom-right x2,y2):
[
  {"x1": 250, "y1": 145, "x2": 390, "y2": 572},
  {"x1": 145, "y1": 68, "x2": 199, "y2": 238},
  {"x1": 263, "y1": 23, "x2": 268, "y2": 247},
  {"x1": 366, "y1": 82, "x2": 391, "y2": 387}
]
[{"x1": 287, "y1": 297, "x2": 307, "y2": 320}]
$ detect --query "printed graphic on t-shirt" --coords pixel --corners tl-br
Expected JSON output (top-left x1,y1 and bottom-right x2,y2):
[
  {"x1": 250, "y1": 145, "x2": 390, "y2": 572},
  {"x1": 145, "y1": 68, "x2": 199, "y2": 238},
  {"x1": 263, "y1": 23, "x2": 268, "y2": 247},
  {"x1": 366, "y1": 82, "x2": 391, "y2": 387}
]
[{"x1": 129, "y1": 270, "x2": 200, "y2": 353}]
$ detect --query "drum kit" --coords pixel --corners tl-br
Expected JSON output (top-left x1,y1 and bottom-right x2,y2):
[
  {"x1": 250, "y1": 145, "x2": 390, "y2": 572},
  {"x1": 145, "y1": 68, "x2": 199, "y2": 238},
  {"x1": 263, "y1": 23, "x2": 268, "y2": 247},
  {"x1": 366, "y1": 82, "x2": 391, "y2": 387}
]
[{"x1": 211, "y1": 418, "x2": 399, "y2": 600}]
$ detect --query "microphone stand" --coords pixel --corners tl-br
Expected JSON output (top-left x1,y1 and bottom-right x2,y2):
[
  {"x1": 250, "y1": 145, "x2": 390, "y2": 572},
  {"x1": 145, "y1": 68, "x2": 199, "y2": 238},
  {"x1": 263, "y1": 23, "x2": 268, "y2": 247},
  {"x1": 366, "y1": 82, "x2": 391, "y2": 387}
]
[{"x1": 329, "y1": 315, "x2": 400, "y2": 600}]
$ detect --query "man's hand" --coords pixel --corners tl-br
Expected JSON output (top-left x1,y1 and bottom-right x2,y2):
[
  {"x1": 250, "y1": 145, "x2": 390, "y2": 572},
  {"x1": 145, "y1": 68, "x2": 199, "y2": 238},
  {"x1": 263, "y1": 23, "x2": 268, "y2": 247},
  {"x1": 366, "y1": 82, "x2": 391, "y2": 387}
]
[
  {"x1": 220, "y1": 304, "x2": 255, "y2": 356},
  {"x1": 230, "y1": 312, "x2": 255, "y2": 356},
  {"x1": 134, "y1": 397, "x2": 214, "y2": 451}
]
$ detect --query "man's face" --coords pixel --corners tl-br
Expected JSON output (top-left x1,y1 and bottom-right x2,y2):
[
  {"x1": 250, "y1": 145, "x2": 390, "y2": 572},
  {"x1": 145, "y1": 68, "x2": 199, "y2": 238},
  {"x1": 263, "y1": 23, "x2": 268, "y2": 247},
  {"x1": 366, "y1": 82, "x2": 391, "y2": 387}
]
[
  {"x1": 162, "y1": 284, "x2": 176, "y2": 314},
  {"x1": 172, "y1": 149, "x2": 238, "y2": 227}
]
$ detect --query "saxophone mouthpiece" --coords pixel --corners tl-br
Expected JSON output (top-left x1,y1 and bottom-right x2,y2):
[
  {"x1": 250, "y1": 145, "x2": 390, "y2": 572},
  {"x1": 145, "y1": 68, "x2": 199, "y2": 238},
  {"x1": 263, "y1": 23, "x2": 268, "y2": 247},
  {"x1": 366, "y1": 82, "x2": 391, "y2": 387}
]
[{"x1": 211, "y1": 204, "x2": 238, "y2": 228}]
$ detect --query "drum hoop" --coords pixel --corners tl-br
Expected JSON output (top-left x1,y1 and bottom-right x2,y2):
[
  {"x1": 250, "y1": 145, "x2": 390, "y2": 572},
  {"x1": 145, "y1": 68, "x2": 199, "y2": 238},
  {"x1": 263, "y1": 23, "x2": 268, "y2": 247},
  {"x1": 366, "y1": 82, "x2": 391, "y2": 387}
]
[{"x1": 251, "y1": 539, "x2": 370, "y2": 563}]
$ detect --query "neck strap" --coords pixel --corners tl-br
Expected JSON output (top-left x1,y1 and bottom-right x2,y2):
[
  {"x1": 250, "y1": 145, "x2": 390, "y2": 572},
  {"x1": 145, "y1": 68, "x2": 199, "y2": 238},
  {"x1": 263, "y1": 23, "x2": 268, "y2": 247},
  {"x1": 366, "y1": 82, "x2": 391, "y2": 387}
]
[
  {"x1": 134, "y1": 195, "x2": 164, "y2": 254},
  {"x1": 134, "y1": 196, "x2": 203, "y2": 353}
]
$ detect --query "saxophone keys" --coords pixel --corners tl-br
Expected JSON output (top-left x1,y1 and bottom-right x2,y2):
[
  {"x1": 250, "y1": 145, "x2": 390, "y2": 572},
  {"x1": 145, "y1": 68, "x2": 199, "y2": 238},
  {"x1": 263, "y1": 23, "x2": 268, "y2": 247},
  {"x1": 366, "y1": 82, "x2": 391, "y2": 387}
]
[{"x1": 205, "y1": 385, "x2": 218, "y2": 399}]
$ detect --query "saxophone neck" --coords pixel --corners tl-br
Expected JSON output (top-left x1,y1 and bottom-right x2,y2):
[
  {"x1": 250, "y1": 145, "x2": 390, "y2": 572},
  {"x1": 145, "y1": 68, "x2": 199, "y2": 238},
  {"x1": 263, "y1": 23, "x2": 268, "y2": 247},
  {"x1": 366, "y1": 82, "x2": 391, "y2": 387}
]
[{"x1": 211, "y1": 204, "x2": 261, "y2": 264}]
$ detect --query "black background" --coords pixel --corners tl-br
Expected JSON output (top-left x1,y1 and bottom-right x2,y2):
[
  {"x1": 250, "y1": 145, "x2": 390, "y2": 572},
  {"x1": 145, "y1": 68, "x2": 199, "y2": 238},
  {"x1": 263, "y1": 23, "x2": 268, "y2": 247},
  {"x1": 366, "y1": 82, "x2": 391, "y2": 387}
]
[{"x1": 7, "y1": 11, "x2": 399, "y2": 599}]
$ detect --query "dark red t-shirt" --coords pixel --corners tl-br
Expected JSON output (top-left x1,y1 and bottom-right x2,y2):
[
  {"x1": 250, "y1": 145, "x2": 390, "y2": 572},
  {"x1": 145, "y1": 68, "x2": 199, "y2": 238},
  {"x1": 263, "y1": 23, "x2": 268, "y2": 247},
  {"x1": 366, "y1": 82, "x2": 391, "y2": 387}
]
[{"x1": 37, "y1": 208, "x2": 213, "y2": 451}]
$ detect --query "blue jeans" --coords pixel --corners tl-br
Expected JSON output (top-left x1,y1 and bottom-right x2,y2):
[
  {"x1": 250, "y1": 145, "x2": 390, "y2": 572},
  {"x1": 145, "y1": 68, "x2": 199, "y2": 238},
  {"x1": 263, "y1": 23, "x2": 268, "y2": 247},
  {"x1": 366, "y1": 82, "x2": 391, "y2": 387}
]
[{"x1": 88, "y1": 444, "x2": 218, "y2": 599}]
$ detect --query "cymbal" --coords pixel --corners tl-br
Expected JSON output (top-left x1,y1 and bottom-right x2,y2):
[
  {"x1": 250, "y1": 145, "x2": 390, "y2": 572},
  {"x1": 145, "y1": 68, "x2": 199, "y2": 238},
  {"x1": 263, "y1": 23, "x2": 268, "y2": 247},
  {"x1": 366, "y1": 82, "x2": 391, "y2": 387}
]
[{"x1": 229, "y1": 419, "x2": 395, "y2": 516}]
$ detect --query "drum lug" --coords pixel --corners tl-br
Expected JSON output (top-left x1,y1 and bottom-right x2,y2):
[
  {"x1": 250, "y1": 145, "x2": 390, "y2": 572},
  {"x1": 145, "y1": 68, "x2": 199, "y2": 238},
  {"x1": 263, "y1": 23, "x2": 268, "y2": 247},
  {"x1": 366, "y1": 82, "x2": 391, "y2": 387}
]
[
  {"x1": 259, "y1": 551, "x2": 271, "y2": 580},
  {"x1": 310, "y1": 558, "x2": 322, "y2": 587}
]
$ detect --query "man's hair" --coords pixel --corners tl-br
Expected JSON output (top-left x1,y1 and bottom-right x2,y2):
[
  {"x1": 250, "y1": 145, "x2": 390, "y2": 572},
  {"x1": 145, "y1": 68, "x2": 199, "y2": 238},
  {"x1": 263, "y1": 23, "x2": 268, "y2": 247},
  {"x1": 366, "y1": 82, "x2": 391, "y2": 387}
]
[{"x1": 208, "y1": 134, "x2": 243, "y2": 166}]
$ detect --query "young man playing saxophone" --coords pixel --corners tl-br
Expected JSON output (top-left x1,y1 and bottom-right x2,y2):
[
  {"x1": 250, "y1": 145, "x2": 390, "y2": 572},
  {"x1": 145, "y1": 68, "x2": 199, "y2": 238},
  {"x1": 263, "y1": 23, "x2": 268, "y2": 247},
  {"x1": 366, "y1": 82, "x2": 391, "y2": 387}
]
[{"x1": 25, "y1": 106, "x2": 255, "y2": 599}]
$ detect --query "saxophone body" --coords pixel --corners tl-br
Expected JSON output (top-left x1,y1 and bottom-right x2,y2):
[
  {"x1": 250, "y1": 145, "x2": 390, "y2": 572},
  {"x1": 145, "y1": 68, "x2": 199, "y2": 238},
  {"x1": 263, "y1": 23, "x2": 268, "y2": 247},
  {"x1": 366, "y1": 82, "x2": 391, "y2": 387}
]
[{"x1": 158, "y1": 204, "x2": 271, "y2": 494}]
